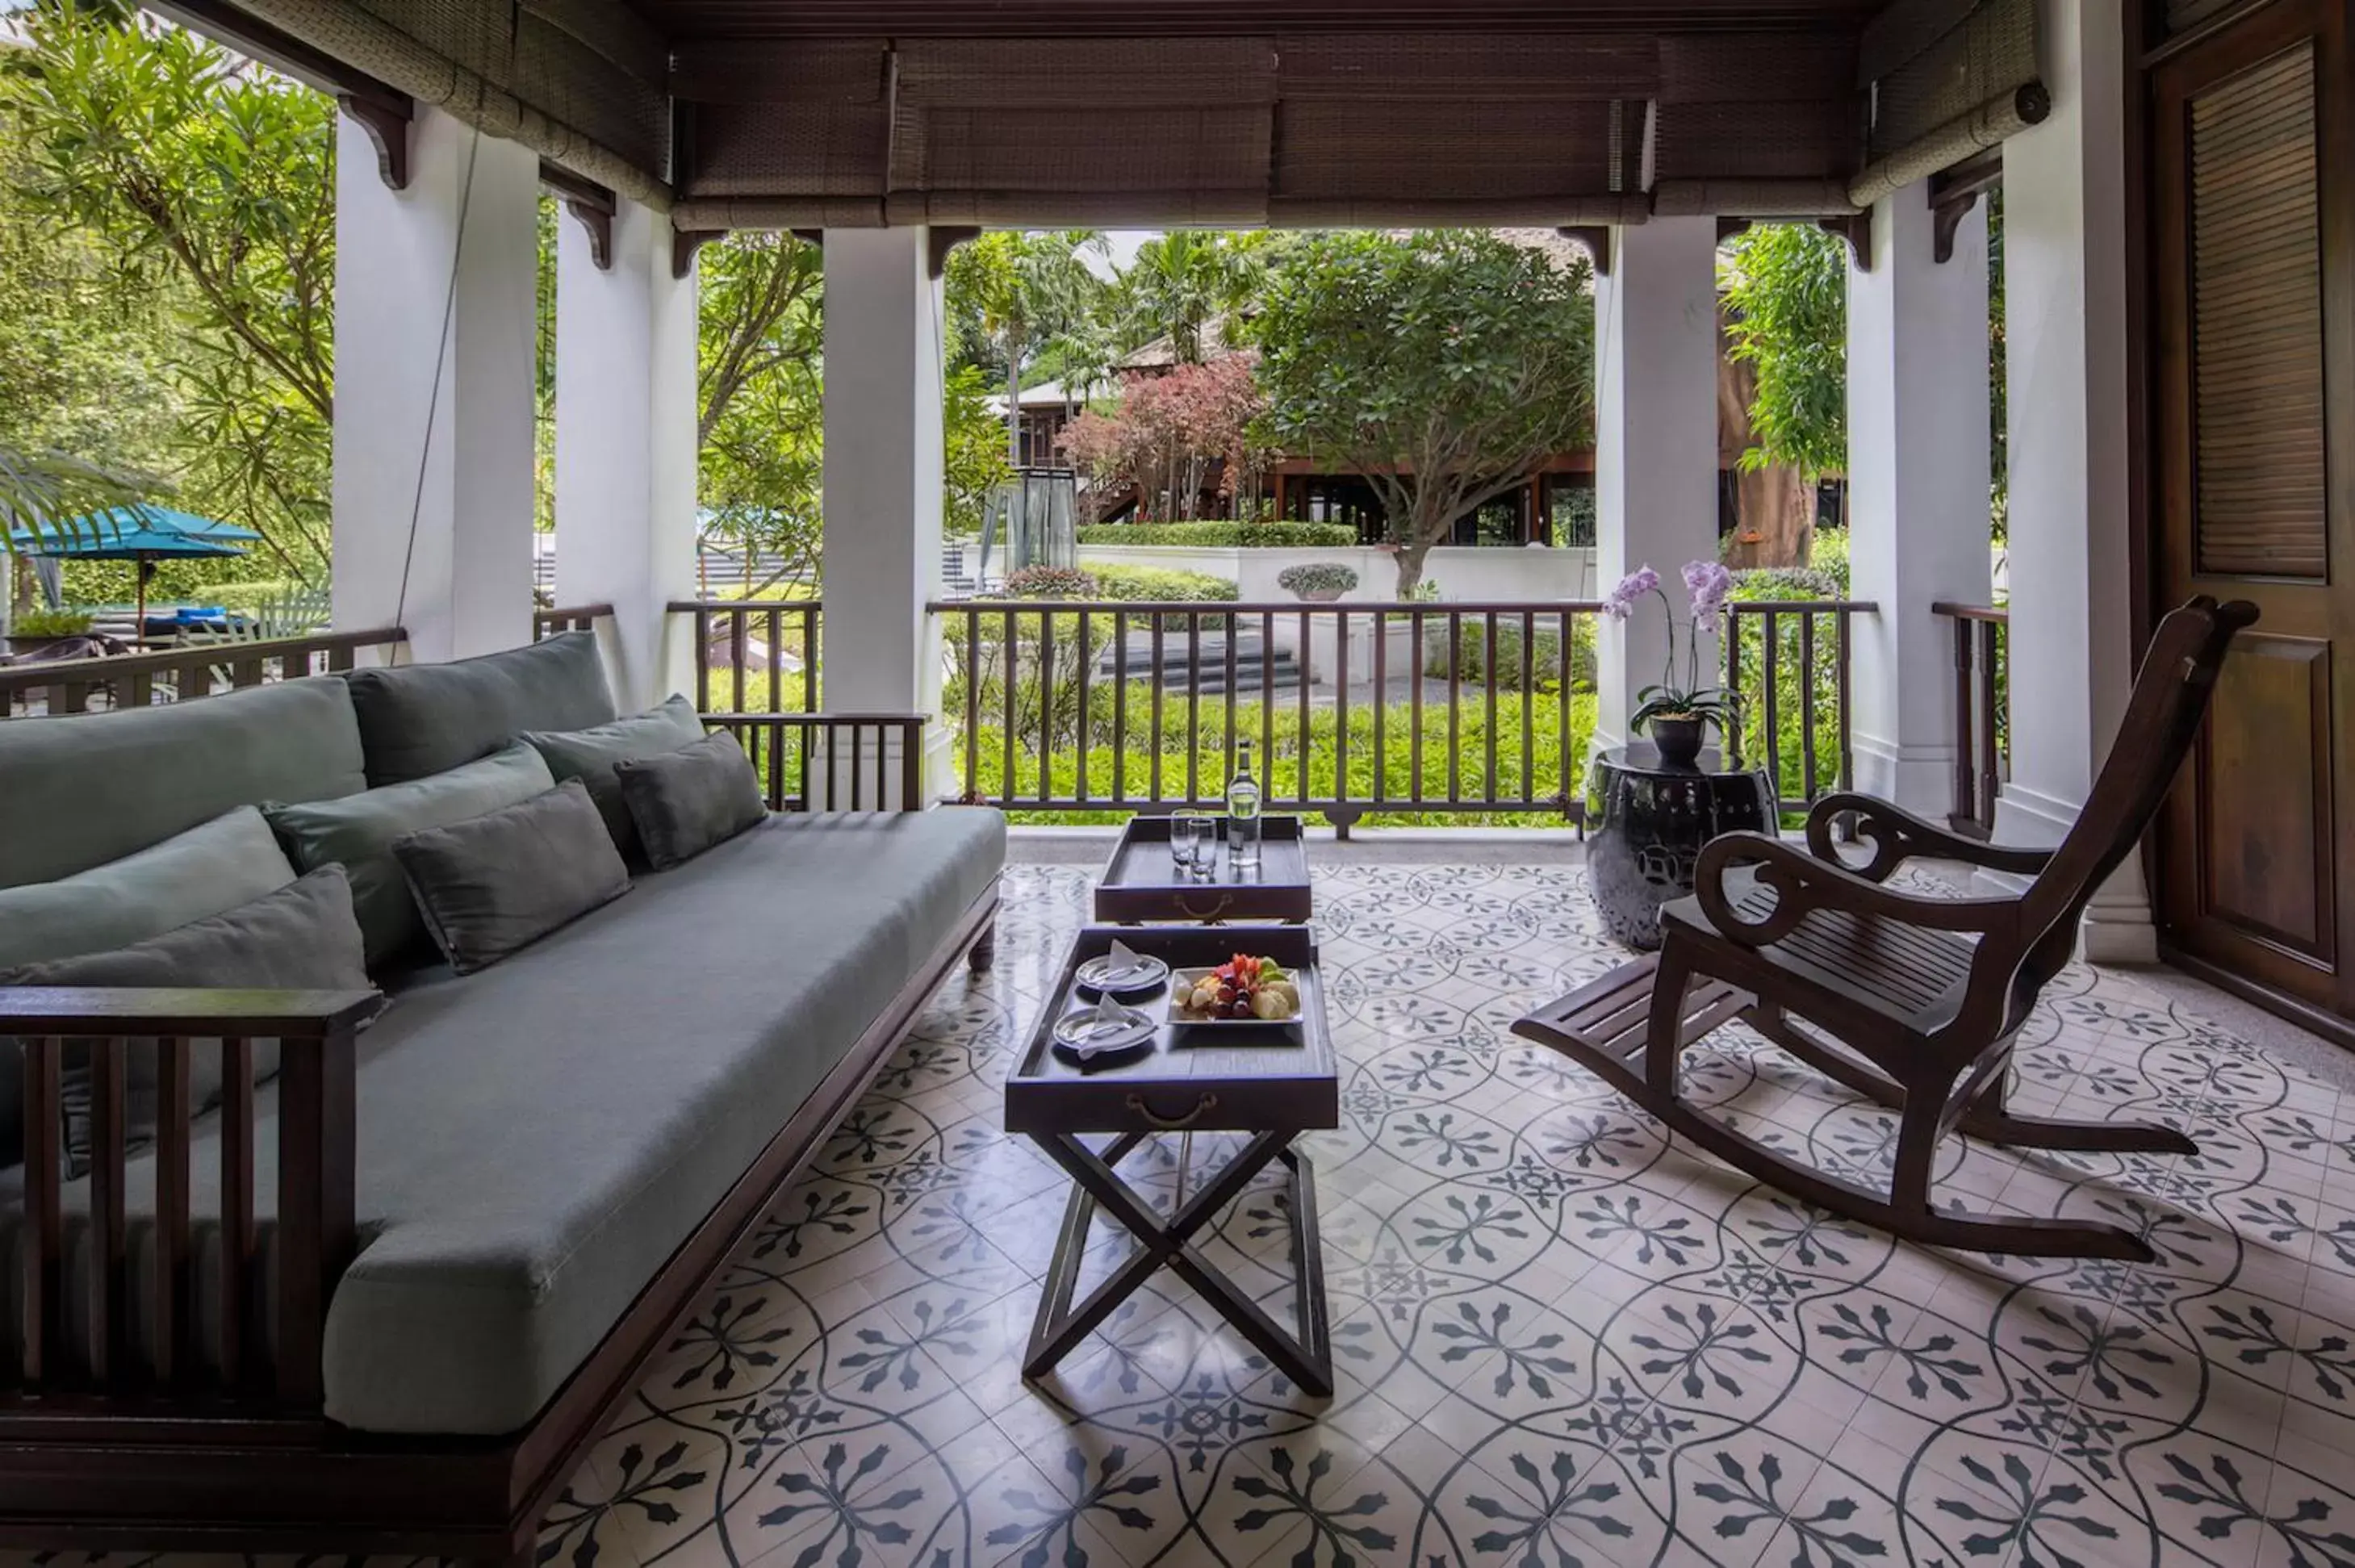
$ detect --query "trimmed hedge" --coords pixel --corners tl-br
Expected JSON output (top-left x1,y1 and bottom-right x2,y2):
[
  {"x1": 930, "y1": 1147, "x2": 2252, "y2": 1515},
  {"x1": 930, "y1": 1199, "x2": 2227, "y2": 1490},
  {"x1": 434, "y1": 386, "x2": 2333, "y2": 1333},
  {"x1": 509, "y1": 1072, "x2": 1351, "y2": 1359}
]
[
  {"x1": 1090, "y1": 565, "x2": 1240, "y2": 604},
  {"x1": 1077, "y1": 521, "x2": 1359, "y2": 550}
]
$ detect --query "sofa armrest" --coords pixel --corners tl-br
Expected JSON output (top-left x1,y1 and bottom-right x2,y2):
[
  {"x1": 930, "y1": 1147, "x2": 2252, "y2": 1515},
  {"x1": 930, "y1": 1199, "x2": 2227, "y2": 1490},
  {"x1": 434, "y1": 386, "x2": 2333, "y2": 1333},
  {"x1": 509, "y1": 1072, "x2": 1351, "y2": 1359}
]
[{"x1": 0, "y1": 985, "x2": 378, "y2": 1406}]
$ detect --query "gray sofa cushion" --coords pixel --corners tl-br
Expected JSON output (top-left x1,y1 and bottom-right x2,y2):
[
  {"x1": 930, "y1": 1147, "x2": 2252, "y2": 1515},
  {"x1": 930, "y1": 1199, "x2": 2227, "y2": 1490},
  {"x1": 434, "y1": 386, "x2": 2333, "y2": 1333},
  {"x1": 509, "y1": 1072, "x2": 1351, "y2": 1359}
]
[
  {"x1": 343, "y1": 633, "x2": 615, "y2": 787},
  {"x1": 1, "y1": 866, "x2": 371, "y2": 1177},
  {"x1": 316, "y1": 806, "x2": 1006, "y2": 1433},
  {"x1": 266, "y1": 743, "x2": 557, "y2": 972},
  {"x1": 617, "y1": 732, "x2": 768, "y2": 870},
  {"x1": 394, "y1": 780, "x2": 631, "y2": 975},
  {"x1": 0, "y1": 677, "x2": 365, "y2": 889},
  {"x1": 0, "y1": 805, "x2": 296, "y2": 973},
  {"x1": 521, "y1": 695, "x2": 706, "y2": 863}
]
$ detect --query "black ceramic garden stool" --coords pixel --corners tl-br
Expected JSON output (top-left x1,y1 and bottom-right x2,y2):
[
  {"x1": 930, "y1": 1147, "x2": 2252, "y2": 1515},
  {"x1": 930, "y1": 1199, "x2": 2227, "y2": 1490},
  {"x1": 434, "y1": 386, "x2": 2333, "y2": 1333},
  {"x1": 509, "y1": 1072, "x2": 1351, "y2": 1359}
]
[{"x1": 1584, "y1": 742, "x2": 1776, "y2": 950}]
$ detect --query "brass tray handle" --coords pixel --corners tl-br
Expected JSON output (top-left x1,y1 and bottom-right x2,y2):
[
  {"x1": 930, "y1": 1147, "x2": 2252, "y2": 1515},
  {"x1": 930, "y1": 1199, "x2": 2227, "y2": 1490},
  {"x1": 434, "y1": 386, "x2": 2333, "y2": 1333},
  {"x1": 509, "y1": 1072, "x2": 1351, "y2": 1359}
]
[
  {"x1": 1174, "y1": 892, "x2": 1235, "y2": 921},
  {"x1": 1126, "y1": 1091, "x2": 1218, "y2": 1131}
]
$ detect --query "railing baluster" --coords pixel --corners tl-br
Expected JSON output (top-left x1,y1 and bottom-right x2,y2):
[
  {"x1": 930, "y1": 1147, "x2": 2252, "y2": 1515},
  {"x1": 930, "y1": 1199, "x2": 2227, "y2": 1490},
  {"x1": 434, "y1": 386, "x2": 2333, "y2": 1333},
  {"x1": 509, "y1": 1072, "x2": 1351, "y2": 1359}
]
[
  {"x1": 767, "y1": 606, "x2": 784, "y2": 713},
  {"x1": 1334, "y1": 608, "x2": 1351, "y2": 820},
  {"x1": 1040, "y1": 610, "x2": 1056, "y2": 808},
  {"x1": 1447, "y1": 610, "x2": 1463, "y2": 805},
  {"x1": 1186, "y1": 613, "x2": 1202, "y2": 807},
  {"x1": 90, "y1": 1037, "x2": 128, "y2": 1383},
  {"x1": 1114, "y1": 610, "x2": 1129, "y2": 805},
  {"x1": 1411, "y1": 608, "x2": 1426, "y2": 802},
  {"x1": 1372, "y1": 608, "x2": 1388, "y2": 807},
  {"x1": 1519, "y1": 611, "x2": 1536, "y2": 807},
  {"x1": 1761, "y1": 612, "x2": 1784, "y2": 808},
  {"x1": 695, "y1": 606, "x2": 713, "y2": 713},
  {"x1": 1951, "y1": 615, "x2": 1976, "y2": 828},
  {"x1": 852, "y1": 723, "x2": 866, "y2": 811},
  {"x1": 1260, "y1": 609, "x2": 1276, "y2": 805},
  {"x1": 276, "y1": 1022, "x2": 356, "y2": 1407},
  {"x1": 730, "y1": 609, "x2": 747, "y2": 716},
  {"x1": 1077, "y1": 609, "x2": 1094, "y2": 806},
  {"x1": 1835, "y1": 608, "x2": 1856, "y2": 797},
  {"x1": 1725, "y1": 608, "x2": 1746, "y2": 768},
  {"x1": 1798, "y1": 610, "x2": 1819, "y2": 801},
  {"x1": 22, "y1": 1039, "x2": 61, "y2": 1387},
  {"x1": 1150, "y1": 615, "x2": 1166, "y2": 805},
  {"x1": 1559, "y1": 609, "x2": 1575, "y2": 819},
  {"x1": 1483, "y1": 611, "x2": 1499, "y2": 806},
  {"x1": 1296, "y1": 608, "x2": 1311, "y2": 810},
  {"x1": 901, "y1": 718, "x2": 922, "y2": 809},
  {"x1": 1223, "y1": 607, "x2": 1239, "y2": 804},
  {"x1": 1002, "y1": 608, "x2": 1019, "y2": 810},
  {"x1": 220, "y1": 1037, "x2": 254, "y2": 1391},
  {"x1": 157, "y1": 1037, "x2": 191, "y2": 1386},
  {"x1": 964, "y1": 611, "x2": 982, "y2": 805}
]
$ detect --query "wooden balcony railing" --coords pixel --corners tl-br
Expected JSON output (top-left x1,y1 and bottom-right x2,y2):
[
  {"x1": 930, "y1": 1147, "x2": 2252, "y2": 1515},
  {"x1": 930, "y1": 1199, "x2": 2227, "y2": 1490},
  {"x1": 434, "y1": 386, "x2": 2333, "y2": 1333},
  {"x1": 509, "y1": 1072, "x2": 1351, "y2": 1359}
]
[
  {"x1": 1722, "y1": 600, "x2": 1877, "y2": 813},
  {"x1": 670, "y1": 599, "x2": 821, "y2": 714},
  {"x1": 0, "y1": 988, "x2": 381, "y2": 1408},
  {"x1": 533, "y1": 604, "x2": 613, "y2": 640},
  {"x1": 702, "y1": 711, "x2": 925, "y2": 813},
  {"x1": 1932, "y1": 602, "x2": 2010, "y2": 839},
  {"x1": 0, "y1": 626, "x2": 408, "y2": 721}
]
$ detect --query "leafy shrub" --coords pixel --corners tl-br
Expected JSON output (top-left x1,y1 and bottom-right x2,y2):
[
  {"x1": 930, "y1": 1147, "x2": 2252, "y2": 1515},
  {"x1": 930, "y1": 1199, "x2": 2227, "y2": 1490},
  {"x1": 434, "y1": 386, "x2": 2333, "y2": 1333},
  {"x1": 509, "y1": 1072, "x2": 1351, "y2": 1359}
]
[
  {"x1": 1004, "y1": 566, "x2": 1099, "y2": 600},
  {"x1": 1076, "y1": 521, "x2": 1359, "y2": 549},
  {"x1": 1278, "y1": 562, "x2": 1359, "y2": 597},
  {"x1": 1090, "y1": 566, "x2": 1239, "y2": 604},
  {"x1": 11, "y1": 607, "x2": 94, "y2": 638},
  {"x1": 1730, "y1": 566, "x2": 1843, "y2": 600}
]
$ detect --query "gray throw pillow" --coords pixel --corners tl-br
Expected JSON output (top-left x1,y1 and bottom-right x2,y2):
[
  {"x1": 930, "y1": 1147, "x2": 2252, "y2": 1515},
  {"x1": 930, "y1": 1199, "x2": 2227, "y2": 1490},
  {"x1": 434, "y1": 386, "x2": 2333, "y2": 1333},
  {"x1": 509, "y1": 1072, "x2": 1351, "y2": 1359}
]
[
  {"x1": 0, "y1": 866, "x2": 374, "y2": 1178},
  {"x1": 615, "y1": 731, "x2": 768, "y2": 871},
  {"x1": 391, "y1": 778, "x2": 630, "y2": 975},
  {"x1": 0, "y1": 805, "x2": 295, "y2": 973},
  {"x1": 522, "y1": 695, "x2": 707, "y2": 863},
  {"x1": 342, "y1": 631, "x2": 617, "y2": 786},
  {"x1": 266, "y1": 742, "x2": 556, "y2": 972}
]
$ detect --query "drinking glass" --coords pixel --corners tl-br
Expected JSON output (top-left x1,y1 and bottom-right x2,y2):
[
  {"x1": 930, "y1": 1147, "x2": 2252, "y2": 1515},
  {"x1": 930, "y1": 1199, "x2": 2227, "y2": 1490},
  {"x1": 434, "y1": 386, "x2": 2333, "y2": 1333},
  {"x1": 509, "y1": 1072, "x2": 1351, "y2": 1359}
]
[
  {"x1": 1173, "y1": 815, "x2": 1219, "y2": 876},
  {"x1": 1169, "y1": 815, "x2": 1203, "y2": 873}
]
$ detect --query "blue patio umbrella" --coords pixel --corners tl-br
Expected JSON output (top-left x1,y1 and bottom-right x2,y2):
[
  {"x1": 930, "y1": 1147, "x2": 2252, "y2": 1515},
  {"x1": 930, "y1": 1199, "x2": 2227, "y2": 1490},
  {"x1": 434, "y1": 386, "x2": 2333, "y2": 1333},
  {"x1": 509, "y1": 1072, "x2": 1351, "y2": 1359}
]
[{"x1": 9, "y1": 505, "x2": 259, "y2": 626}]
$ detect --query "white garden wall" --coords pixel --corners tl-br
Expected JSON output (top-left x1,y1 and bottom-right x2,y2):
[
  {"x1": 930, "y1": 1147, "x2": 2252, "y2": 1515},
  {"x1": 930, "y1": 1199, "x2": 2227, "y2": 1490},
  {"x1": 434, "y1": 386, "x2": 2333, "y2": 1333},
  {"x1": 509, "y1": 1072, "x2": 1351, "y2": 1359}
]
[{"x1": 1076, "y1": 544, "x2": 1599, "y2": 604}]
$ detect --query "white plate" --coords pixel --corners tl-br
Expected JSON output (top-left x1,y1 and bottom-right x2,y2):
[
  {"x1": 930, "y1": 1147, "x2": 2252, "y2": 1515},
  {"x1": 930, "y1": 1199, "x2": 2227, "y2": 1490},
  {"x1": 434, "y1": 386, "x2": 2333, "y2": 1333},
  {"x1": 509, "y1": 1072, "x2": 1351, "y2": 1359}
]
[
  {"x1": 1075, "y1": 953, "x2": 1172, "y2": 998},
  {"x1": 1167, "y1": 965, "x2": 1304, "y2": 1026},
  {"x1": 1051, "y1": 1005, "x2": 1157, "y2": 1062}
]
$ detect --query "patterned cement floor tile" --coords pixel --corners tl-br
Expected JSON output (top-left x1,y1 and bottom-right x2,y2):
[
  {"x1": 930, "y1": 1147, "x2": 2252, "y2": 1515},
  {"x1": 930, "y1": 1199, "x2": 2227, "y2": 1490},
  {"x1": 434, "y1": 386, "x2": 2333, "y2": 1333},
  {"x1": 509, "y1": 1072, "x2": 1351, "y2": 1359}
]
[{"x1": 22, "y1": 860, "x2": 2355, "y2": 1567}]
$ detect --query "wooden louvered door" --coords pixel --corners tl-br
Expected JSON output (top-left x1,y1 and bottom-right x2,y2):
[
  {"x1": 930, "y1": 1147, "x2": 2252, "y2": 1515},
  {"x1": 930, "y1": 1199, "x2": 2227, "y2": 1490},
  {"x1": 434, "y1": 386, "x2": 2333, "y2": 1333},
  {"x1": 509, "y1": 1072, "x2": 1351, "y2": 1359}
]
[{"x1": 2152, "y1": 0, "x2": 2355, "y2": 1027}]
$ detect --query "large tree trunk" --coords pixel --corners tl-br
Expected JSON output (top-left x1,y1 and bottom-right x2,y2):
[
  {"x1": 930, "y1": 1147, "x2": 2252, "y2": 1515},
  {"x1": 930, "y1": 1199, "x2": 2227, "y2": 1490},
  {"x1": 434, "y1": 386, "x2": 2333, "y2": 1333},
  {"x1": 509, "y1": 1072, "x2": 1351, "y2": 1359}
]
[
  {"x1": 1717, "y1": 307, "x2": 1817, "y2": 569},
  {"x1": 1006, "y1": 360, "x2": 1023, "y2": 466}
]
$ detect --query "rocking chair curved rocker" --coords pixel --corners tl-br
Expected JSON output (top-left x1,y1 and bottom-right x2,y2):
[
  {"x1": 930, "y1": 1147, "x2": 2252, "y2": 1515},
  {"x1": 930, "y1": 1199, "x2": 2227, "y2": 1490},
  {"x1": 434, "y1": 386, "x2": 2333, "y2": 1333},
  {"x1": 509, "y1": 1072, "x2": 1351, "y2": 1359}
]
[{"x1": 1515, "y1": 596, "x2": 2258, "y2": 1261}]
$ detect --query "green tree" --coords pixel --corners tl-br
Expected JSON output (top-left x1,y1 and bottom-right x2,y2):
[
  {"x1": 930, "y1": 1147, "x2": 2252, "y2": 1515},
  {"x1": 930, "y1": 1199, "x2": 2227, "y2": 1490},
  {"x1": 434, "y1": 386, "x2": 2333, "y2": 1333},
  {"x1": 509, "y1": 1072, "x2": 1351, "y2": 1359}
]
[
  {"x1": 5, "y1": 4, "x2": 334, "y2": 580},
  {"x1": 695, "y1": 233, "x2": 826, "y2": 588},
  {"x1": 944, "y1": 365, "x2": 1015, "y2": 537},
  {"x1": 945, "y1": 230, "x2": 1106, "y2": 462},
  {"x1": 1118, "y1": 229, "x2": 1263, "y2": 365},
  {"x1": 1719, "y1": 223, "x2": 1848, "y2": 480},
  {"x1": 1253, "y1": 231, "x2": 1596, "y2": 597}
]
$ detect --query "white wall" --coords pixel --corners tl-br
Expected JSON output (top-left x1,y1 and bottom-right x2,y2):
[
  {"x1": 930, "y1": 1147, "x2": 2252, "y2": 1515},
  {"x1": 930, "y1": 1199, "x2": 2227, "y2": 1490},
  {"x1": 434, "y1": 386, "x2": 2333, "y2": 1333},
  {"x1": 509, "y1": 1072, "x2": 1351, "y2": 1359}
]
[{"x1": 1075, "y1": 544, "x2": 1599, "y2": 604}]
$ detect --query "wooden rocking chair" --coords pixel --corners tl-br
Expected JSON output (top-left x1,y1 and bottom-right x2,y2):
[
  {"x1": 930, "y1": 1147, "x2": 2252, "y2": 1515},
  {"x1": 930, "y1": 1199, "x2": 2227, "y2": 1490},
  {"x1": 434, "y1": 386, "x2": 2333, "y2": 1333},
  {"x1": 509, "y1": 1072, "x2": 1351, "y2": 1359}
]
[{"x1": 1516, "y1": 596, "x2": 2258, "y2": 1261}]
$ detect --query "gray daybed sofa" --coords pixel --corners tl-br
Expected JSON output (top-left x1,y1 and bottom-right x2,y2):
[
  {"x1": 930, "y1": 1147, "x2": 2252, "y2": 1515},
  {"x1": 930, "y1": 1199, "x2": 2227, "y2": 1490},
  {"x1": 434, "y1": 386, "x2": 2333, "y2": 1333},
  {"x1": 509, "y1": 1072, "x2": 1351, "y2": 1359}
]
[{"x1": 0, "y1": 633, "x2": 1004, "y2": 1558}]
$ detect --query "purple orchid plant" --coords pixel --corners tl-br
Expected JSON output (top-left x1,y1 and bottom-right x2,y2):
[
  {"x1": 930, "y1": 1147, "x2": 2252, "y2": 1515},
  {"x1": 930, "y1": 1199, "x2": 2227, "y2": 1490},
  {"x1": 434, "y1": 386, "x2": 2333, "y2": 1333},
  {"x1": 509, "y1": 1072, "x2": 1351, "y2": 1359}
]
[{"x1": 1604, "y1": 559, "x2": 1739, "y2": 738}]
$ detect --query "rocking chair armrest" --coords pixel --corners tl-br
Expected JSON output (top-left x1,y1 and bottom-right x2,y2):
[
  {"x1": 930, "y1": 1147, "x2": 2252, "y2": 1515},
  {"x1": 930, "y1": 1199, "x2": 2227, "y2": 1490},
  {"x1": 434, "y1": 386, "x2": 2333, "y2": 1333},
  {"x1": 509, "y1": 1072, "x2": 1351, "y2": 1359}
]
[
  {"x1": 1693, "y1": 832, "x2": 2022, "y2": 948},
  {"x1": 1803, "y1": 792, "x2": 2056, "y2": 882}
]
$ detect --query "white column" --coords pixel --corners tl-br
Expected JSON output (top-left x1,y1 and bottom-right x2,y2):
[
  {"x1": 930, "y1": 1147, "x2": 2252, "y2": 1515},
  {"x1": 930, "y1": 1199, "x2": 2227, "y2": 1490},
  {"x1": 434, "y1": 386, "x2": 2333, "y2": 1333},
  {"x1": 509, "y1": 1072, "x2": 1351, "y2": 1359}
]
[
  {"x1": 1594, "y1": 218, "x2": 1723, "y2": 751},
  {"x1": 1997, "y1": 0, "x2": 2151, "y2": 960},
  {"x1": 1845, "y1": 185, "x2": 1996, "y2": 816},
  {"x1": 554, "y1": 199, "x2": 700, "y2": 711},
  {"x1": 332, "y1": 107, "x2": 539, "y2": 664},
  {"x1": 822, "y1": 227, "x2": 947, "y2": 804}
]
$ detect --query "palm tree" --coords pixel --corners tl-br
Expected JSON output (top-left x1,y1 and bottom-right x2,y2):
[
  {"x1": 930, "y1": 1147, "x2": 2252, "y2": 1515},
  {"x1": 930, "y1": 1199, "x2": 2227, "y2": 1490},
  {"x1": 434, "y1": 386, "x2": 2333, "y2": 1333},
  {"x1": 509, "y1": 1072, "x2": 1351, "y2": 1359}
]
[
  {"x1": 1122, "y1": 231, "x2": 1260, "y2": 365},
  {"x1": 0, "y1": 443, "x2": 154, "y2": 630},
  {"x1": 947, "y1": 231, "x2": 1108, "y2": 464}
]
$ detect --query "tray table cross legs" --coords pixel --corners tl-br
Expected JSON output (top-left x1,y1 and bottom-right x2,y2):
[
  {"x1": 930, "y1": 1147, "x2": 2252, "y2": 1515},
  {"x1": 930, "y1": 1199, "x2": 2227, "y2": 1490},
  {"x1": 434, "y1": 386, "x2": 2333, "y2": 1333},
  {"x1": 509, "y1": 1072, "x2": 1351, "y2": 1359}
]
[{"x1": 1023, "y1": 1127, "x2": 1332, "y2": 1396}]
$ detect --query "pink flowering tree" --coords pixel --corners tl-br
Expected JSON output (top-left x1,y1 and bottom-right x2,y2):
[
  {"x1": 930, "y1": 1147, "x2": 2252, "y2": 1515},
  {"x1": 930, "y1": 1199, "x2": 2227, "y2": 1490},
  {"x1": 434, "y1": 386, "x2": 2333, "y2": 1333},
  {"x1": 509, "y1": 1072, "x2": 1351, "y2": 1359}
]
[{"x1": 1060, "y1": 361, "x2": 1270, "y2": 521}]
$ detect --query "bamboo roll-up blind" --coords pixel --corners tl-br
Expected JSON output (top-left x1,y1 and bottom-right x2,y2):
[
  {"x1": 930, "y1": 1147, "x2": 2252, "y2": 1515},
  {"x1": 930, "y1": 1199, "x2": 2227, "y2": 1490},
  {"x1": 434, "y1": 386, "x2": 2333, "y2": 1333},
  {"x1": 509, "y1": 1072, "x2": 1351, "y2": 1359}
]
[
  {"x1": 1850, "y1": 0, "x2": 2043, "y2": 207},
  {"x1": 231, "y1": 0, "x2": 671, "y2": 203}
]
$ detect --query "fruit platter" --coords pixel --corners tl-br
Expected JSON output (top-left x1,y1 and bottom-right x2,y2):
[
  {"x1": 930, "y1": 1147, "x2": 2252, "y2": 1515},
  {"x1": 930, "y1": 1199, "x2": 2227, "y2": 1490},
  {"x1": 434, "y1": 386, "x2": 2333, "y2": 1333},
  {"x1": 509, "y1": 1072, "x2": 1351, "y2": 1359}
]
[{"x1": 1170, "y1": 954, "x2": 1303, "y2": 1026}]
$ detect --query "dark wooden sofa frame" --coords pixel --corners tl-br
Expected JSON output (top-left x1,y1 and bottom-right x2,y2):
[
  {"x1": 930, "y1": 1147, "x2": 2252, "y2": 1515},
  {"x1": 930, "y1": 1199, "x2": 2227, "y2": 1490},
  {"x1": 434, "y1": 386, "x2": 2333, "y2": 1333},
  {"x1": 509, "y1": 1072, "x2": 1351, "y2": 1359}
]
[{"x1": 0, "y1": 713, "x2": 998, "y2": 1561}]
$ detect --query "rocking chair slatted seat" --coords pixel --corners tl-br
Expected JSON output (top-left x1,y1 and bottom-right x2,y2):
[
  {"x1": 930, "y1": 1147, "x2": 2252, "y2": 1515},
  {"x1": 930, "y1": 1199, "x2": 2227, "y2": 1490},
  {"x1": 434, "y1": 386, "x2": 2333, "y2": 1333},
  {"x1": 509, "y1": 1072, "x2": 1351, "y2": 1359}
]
[{"x1": 1516, "y1": 596, "x2": 2259, "y2": 1261}]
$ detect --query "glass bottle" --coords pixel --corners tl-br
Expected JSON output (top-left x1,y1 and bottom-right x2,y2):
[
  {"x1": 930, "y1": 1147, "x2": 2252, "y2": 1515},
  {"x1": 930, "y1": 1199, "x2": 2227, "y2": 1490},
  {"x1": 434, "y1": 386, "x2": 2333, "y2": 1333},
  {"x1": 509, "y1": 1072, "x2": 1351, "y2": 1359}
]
[{"x1": 1226, "y1": 738, "x2": 1261, "y2": 872}]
